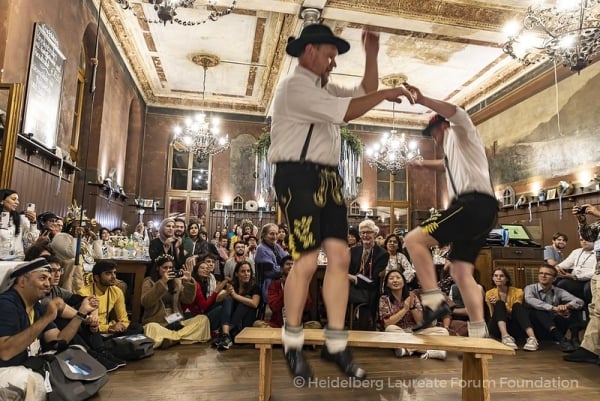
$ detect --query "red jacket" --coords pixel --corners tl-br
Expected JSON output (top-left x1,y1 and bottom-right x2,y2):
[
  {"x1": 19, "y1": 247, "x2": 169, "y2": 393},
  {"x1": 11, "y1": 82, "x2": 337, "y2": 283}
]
[
  {"x1": 183, "y1": 281, "x2": 218, "y2": 315},
  {"x1": 267, "y1": 279, "x2": 311, "y2": 328}
]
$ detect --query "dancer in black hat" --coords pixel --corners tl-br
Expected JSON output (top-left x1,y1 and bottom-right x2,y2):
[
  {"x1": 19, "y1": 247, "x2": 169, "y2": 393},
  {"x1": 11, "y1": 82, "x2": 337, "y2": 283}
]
[{"x1": 268, "y1": 23, "x2": 414, "y2": 382}]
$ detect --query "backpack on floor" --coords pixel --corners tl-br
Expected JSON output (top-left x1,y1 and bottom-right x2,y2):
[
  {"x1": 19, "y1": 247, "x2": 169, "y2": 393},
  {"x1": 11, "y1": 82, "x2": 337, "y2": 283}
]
[
  {"x1": 106, "y1": 333, "x2": 154, "y2": 360},
  {"x1": 25, "y1": 345, "x2": 109, "y2": 401}
]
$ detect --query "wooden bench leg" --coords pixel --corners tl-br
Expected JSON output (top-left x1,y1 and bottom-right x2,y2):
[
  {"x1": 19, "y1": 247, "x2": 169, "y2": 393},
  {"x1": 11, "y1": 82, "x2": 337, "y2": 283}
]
[
  {"x1": 461, "y1": 352, "x2": 492, "y2": 401},
  {"x1": 257, "y1": 344, "x2": 273, "y2": 401}
]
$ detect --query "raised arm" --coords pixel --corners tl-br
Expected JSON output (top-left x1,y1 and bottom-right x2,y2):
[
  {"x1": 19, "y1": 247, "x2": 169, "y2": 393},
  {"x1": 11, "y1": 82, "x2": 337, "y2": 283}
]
[{"x1": 360, "y1": 28, "x2": 379, "y2": 93}]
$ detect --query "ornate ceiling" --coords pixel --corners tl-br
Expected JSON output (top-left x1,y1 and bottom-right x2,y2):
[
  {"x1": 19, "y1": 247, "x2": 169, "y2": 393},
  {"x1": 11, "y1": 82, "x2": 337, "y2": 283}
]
[{"x1": 99, "y1": 0, "x2": 538, "y2": 130}]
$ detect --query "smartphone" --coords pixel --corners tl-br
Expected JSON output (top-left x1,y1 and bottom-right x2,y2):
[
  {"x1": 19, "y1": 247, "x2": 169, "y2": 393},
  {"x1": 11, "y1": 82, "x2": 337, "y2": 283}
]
[
  {"x1": 0, "y1": 212, "x2": 9, "y2": 228},
  {"x1": 26, "y1": 203, "x2": 35, "y2": 212}
]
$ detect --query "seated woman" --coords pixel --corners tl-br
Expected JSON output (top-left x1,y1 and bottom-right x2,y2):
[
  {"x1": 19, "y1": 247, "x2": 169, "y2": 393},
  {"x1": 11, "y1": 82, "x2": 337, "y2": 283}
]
[
  {"x1": 213, "y1": 261, "x2": 261, "y2": 351},
  {"x1": 379, "y1": 270, "x2": 448, "y2": 360},
  {"x1": 183, "y1": 259, "x2": 229, "y2": 332},
  {"x1": 486, "y1": 267, "x2": 538, "y2": 351},
  {"x1": 141, "y1": 254, "x2": 210, "y2": 349},
  {"x1": 383, "y1": 233, "x2": 415, "y2": 286}
]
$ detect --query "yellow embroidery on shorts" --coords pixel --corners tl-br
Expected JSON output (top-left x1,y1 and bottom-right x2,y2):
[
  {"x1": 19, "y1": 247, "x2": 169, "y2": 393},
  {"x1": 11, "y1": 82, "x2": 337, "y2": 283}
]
[
  {"x1": 421, "y1": 210, "x2": 442, "y2": 235},
  {"x1": 314, "y1": 171, "x2": 327, "y2": 207},
  {"x1": 293, "y1": 215, "x2": 315, "y2": 249},
  {"x1": 330, "y1": 170, "x2": 344, "y2": 205}
]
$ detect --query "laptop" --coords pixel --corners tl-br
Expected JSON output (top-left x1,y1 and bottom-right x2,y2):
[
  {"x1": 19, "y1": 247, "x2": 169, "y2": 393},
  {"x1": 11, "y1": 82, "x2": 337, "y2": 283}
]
[{"x1": 500, "y1": 223, "x2": 540, "y2": 247}]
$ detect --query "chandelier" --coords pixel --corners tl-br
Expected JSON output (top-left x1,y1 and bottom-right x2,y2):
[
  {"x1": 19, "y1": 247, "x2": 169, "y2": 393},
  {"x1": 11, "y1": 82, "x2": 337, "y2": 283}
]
[
  {"x1": 502, "y1": 0, "x2": 600, "y2": 72},
  {"x1": 172, "y1": 53, "x2": 230, "y2": 160},
  {"x1": 364, "y1": 74, "x2": 422, "y2": 175},
  {"x1": 116, "y1": 0, "x2": 237, "y2": 26}
]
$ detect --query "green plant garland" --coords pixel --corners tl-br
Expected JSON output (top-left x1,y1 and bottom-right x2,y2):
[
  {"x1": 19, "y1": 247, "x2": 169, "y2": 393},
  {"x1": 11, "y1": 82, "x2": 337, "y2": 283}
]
[{"x1": 254, "y1": 126, "x2": 362, "y2": 154}]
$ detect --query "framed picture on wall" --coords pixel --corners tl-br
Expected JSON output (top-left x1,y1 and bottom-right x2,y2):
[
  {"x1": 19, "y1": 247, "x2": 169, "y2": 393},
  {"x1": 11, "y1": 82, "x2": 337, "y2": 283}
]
[{"x1": 546, "y1": 188, "x2": 556, "y2": 200}]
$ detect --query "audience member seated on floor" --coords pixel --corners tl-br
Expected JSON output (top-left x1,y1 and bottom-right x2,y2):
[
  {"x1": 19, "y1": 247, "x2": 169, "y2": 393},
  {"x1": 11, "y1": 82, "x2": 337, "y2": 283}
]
[
  {"x1": 378, "y1": 270, "x2": 448, "y2": 360},
  {"x1": 383, "y1": 233, "x2": 416, "y2": 287},
  {"x1": 183, "y1": 258, "x2": 229, "y2": 332},
  {"x1": 224, "y1": 240, "x2": 255, "y2": 279},
  {"x1": 448, "y1": 280, "x2": 485, "y2": 321},
  {"x1": 254, "y1": 223, "x2": 289, "y2": 304},
  {"x1": 0, "y1": 188, "x2": 39, "y2": 260},
  {"x1": 565, "y1": 202, "x2": 600, "y2": 365},
  {"x1": 78, "y1": 260, "x2": 142, "y2": 337},
  {"x1": 141, "y1": 254, "x2": 210, "y2": 349},
  {"x1": 213, "y1": 261, "x2": 261, "y2": 351},
  {"x1": 485, "y1": 267, "x2": 538, "y2": 351},
  {"x1": 544, "y1": 232, "x2": 568, "y2": 267},
  {"x1": 348, "y1": 220, "x2": 389, "y2": 330},
  {"x1": 555, "y1": 237, "x2": 595, "y2": 304},
  {"x1": 524, "y1": 264, "x2": 584, "y2": 352},
  {"x1": 254, "y1": 256, "x2": 321, "y2": 329},
  {"x1": 39, "y1": 255, "x2": 126, "y2": 371},
  {"x1": 0, "y1": 258, "x2": 97, "y2": 400}
]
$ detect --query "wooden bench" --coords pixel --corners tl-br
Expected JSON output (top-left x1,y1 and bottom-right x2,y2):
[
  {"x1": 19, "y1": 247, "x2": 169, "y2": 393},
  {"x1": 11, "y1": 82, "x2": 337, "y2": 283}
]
[{"x1": 235, "y1": 327, "x2": 515, "y2": 401}]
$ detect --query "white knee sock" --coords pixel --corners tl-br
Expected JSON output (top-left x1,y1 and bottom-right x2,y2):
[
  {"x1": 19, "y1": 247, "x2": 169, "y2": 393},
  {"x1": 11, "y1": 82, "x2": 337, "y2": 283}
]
[{"x1": 282, "y1": 324, "x2": 304, "y2": 353}]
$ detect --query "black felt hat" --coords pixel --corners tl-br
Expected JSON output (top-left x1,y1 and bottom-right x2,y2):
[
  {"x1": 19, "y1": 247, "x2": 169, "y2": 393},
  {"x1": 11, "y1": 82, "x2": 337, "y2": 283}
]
[{"x1": 286, "y1": 24, "x2": 350, "y2": 57}]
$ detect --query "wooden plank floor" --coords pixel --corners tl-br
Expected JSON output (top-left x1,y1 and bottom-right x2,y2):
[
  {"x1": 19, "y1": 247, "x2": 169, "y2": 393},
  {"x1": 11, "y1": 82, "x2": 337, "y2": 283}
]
[{"x1": 93, "y1": 341, "x2": 599, "y2": 401}]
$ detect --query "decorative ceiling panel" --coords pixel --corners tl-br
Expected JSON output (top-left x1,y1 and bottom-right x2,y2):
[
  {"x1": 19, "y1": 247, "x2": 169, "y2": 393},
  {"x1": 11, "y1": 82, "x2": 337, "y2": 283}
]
[{"x1": 99, "y1": 0, "x2": 541, "y2": 129}]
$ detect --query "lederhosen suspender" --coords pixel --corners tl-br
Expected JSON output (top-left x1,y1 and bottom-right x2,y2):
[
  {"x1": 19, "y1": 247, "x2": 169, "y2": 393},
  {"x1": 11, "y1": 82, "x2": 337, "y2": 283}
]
[{"x1": 299, "y1": 124, "x2": 315, "y2": 162}]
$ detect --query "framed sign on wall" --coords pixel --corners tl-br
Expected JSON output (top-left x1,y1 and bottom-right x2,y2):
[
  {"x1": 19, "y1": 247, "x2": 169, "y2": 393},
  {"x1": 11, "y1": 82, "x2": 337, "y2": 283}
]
[{"x1": 22, "y1": 23, "x2": 65, "y2": 150}]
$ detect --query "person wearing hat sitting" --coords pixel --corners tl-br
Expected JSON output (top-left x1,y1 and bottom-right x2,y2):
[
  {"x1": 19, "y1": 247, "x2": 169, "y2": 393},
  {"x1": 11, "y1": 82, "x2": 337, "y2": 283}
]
[
  {"x1": 0, "y1": 258, "x2": 97, "y2": 400},
  {"x1": 77, "y1": 260, "x2": 142, "y2": 337},
  {"x1": 268, "y1": 23, "x2": 415, "y2": 382},
  {"x1": 402, "y1": 84, "x2": 498, "y2": 338}
]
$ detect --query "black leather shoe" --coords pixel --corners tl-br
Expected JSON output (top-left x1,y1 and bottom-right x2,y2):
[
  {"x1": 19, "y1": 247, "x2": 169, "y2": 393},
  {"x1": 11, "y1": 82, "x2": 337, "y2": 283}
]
[
  {"x1": 412, "y1": 302, "x2": 452, "y2": 332},
  {"x1": 284, "y1": 348, "x2": 313, "y2": 381},
  {"x1": 321, "y1": 347, "x2": 367, "y2": 379},
  {"x1": 559, "y1": 338, "x2": 576, "y2": 353},
  {"x1": 564, "y1": 347, "x2": 599, "y2": 364}
]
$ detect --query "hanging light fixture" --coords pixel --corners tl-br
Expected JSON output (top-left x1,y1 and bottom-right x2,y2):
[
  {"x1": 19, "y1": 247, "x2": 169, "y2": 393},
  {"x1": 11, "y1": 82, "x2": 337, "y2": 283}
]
[
  {"x1": 172, "y1": 53, "x2": 230, "y2": 160},
  {"x1": 115, "y1": 1, "x2": 237, "y2": 26},
  {"x1": 364, "y1": 74, "x2": 422, "y2": 175},
  {"x1": 502, "y1": 0, "x2": 600, "y2": 72}
]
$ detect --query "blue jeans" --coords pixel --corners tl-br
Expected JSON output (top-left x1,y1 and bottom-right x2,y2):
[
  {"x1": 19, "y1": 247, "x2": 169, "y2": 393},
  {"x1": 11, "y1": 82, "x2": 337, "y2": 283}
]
[{"x1": 220, "y1": 296, "x2": 257, "y2": 336}]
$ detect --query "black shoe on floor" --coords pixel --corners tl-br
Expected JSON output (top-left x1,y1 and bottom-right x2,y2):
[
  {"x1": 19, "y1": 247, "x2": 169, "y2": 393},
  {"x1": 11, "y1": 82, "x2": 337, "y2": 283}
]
[
  {"x1": 559, "y1": 338, "x2": 576, "y2": 353},
  {"x1": 284, "y1": 348, "x2": 313, "y2": 382},
  {"x1": 89, "y1": 350, "x2": 119, "y2": 372},
  {"x1": 564, "y1": 347, "x2": 599, "y2": 364},
  {"x1": 412, "y1": 302, "x2": 451, "y2": 332},
  {"x1": 320, "y1": 347, "x2": 366, "y2": 379},
  {"x1": 103, "y1": 351, "x2": 127, "y2": 368}
]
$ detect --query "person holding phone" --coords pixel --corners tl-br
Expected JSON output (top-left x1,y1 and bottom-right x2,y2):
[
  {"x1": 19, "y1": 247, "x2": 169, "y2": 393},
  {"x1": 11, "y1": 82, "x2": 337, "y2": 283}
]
[
  {"x1": 141, "y1": 254, "x2": 210, "y2": 349},
  {"x1": 0, "y1": 189, "x2": 39, "y2": 260}
]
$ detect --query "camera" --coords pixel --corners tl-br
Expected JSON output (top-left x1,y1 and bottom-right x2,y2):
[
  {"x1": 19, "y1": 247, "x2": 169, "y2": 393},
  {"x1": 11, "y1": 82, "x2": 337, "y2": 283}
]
[
  {"x1": 576, "y1": 206, "x2": 588, "y2": 215},
  {"x1": 174, "y1": 269, "x2": 184, "y2": 278}
]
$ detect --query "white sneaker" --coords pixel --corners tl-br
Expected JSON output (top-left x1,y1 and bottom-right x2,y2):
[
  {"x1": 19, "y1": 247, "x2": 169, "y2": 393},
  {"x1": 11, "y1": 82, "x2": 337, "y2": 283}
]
[
  {"x1": 420, "y1": 350, "x2": 447, "y2": 360},
  {"x1": 394, "y1": 348, "x2": 413, "y2": 357},
  {"x1": 523, "y1": 337, "x2": 539, "y2": 352},
  {"x1": 501, "y1": 335, "x2": 518, "y2": 350}
]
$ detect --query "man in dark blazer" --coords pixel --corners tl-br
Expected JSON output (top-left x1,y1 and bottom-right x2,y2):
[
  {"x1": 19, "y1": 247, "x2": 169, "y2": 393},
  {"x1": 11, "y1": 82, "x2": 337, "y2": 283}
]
[{"x1": 348, "y1": 220, "x2": 389, "y2": 330}]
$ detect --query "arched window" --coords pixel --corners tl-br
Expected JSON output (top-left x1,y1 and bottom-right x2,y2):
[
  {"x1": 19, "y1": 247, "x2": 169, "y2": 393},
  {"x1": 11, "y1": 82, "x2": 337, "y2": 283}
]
[{"x1": 233, "y1": 195, "x2": 244, "y2": 211}]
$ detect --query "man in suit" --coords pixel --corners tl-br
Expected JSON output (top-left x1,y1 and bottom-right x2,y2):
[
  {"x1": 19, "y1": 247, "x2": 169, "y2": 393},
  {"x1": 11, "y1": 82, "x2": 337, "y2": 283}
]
[{"x1": 348, "y1": 220, "x2": 389, "y2": 330}]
